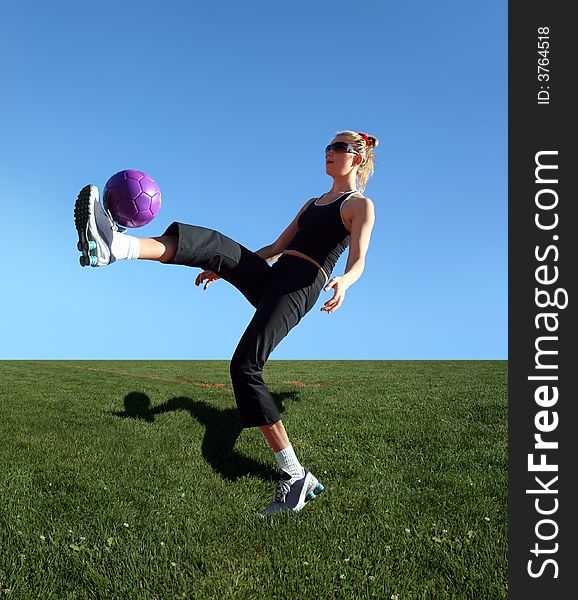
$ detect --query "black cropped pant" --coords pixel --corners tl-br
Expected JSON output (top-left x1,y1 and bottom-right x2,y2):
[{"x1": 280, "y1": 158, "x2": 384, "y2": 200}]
[{"x1": 162, "y1": 222, "x2": 327, "y2": 428}]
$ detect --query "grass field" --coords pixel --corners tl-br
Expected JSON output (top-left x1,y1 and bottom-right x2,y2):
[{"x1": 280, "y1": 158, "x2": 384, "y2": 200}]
[{"x1": 0, "y1": 360, "x2": 507, "y2": 599}]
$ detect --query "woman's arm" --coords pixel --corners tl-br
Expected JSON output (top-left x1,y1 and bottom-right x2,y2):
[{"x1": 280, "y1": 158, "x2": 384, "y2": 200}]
[
  {"x1": 340, "y1": 196, "x2": 376, "y2": 287},
  {"x1": 321, "y1": 197, "x2": 375, "y2": 314}
]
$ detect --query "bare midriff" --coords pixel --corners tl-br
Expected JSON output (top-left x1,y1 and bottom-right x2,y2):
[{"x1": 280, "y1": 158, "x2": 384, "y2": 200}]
[{"x1": 282, "y1": 249, "x2": 329, "y2": 283}]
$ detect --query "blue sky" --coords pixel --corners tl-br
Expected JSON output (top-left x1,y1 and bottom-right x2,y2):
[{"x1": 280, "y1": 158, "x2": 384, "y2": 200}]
[{"x1": 1, "y1": 0, "x2": 507, "y2": 360}]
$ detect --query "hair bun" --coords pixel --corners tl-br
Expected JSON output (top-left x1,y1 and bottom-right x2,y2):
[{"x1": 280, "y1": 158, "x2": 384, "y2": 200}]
[{"x1": 367, "y1": 135, "x2": 379, "y2": 149}]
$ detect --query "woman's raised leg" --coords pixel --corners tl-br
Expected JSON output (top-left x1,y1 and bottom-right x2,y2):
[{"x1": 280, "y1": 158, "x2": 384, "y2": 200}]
[{"x1": 74, "y1": 184, "x2": 270, "y2": 307}]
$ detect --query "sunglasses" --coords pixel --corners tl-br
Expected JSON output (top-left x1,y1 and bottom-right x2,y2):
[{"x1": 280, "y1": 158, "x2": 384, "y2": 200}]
[{"x1": 325, "y1": 142, "x2": 359, "y2": 155}]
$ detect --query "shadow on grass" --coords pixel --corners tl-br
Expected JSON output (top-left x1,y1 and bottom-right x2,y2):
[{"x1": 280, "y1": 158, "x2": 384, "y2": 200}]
[{"x1": 112, "y1": 390, "x2": 300, "y2": 483}]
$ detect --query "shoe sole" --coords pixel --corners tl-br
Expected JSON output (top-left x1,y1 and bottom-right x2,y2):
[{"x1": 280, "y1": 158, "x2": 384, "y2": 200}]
[
  {"x1": 74, "y1": 185, "x2": 96, "y2": 267},
  {"x1": 74, "y1": 185, "x2": 106, "y2": 267}
]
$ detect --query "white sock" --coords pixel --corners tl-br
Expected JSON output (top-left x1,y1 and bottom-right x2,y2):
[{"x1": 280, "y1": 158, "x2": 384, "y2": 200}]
[
  {"x1": 274, "y1": 444, "x2": 305, "y2": 480},
  {"x1": 111, "y1": 232, "x2": 141, "y2": 260}
]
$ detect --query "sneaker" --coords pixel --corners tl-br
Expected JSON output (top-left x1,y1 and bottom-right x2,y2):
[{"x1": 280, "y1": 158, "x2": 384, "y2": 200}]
[
  {"x1": 74, "y1": 184, "x2": 124, "y2": 267},
  {"x1": 258, "y1": 468, "x2": 325, "y2": 516}
]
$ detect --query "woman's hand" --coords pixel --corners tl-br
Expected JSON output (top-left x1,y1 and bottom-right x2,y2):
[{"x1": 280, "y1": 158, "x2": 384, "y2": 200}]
[
  {"x1": 195, "y1": 269, "x2": 220, "y2": 290},
  {"x1": 321, "y1": 276, "x2": 349, "y2": 314}
]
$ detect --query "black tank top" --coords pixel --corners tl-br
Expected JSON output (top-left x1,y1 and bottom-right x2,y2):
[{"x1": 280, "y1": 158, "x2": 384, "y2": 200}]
[{"x1": 285, "y1": 191, "x2": 356, "y2": 276}]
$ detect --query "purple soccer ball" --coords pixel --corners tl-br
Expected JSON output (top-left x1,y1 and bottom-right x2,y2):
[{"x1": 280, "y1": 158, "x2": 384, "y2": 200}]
[{"x1": 103, "y1": 170, "x2": 161, "y2": 228}]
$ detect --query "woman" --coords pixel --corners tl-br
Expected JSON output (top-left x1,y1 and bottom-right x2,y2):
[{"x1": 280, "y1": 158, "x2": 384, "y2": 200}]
[{"x1": 74, "y1": 130, "x2": 377, "y2": 515}]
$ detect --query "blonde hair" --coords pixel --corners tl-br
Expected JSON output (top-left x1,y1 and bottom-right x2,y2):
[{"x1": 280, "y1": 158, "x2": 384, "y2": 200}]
[{"x1": 334, "y1": 130, "x2": 379, "y2": 193}]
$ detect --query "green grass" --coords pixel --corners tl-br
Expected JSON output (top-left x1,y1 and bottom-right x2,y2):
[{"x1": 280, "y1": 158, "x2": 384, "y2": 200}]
[{"x1": 0, "y1": 360, "x2": 507, "y2": 599}]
